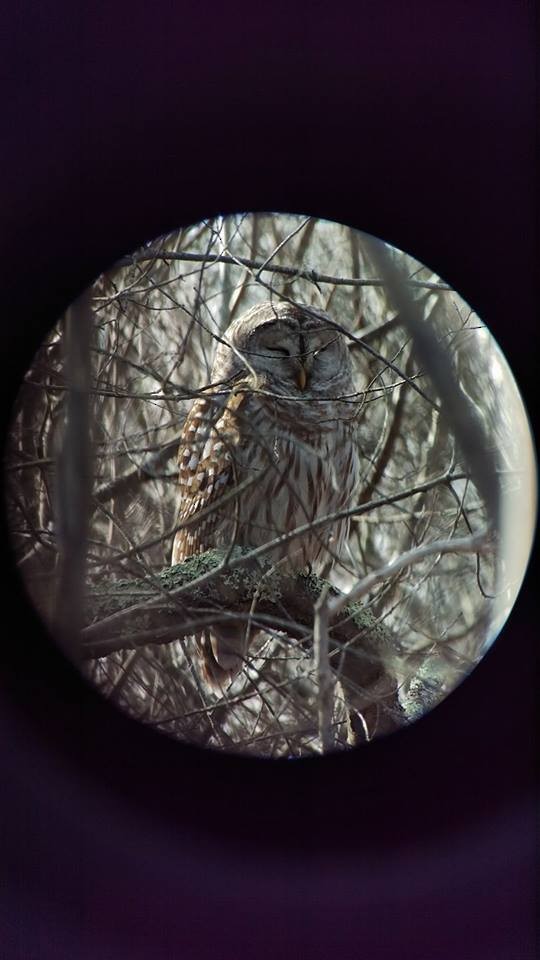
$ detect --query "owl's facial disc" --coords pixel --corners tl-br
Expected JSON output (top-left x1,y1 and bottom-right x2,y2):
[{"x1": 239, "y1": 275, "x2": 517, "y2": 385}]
[
  {"x1": 242, "y1": 322, "x2": 345, "y2": 395},
  {"x1": 222, "y1": 307, "x2": 351, "y2": 398}
]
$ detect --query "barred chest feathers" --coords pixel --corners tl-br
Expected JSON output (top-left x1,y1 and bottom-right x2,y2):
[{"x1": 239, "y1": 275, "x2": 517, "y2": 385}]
[{"x1": 219, "y1": 394, "x2": 359, "y2": 570}]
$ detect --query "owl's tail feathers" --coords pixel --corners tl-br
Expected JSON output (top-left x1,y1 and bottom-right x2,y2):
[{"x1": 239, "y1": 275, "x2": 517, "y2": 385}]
[{"x1": 198, "y1": 625, "x2": 251, "y2": 692}]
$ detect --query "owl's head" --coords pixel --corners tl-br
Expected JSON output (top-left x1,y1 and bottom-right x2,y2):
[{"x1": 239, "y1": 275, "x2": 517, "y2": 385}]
[{"x1": 211, "y1": 301, "x2": 354, "y2": 399}]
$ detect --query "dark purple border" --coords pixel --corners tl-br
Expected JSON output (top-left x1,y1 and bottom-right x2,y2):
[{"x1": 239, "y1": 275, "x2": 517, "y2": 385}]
[{"x1": 1, "y1": 3, "x2": 537, "y2": 958}]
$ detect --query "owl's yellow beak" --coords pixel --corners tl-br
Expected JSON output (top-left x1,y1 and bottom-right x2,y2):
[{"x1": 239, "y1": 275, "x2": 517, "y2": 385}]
[{"x1": 296, "y1": 364, "x2": 308, "y2": 391}]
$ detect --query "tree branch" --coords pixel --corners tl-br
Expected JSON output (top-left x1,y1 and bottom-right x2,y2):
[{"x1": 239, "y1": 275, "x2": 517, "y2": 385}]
[
  {"x1": 92, "y1": 437, "x2": 179, "y2": 505},
  {"x1": 111, "y1": 249, "x2": 451, "y2": 292},
  {"x1": 82, "y1": 548, "x2": 395, "y2": 663},
  {"x1": 328, "y1": 529, "x2": 493, "y2": 617},
  {"x1": 82, "y1": 548, "x2": 407, "y2": 742},
  {"x1": 366, "y1": 237, "x2": 501, "y2": 526}
]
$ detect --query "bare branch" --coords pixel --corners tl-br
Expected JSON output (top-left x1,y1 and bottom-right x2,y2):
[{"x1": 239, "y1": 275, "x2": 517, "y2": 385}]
[
  {"x1": 112, "y1": 249, "x2": 452, "y2": 292},
  {"x1": 328, "y1": 529, "x2": 493, "y2": 617},
  {"x1": 367, "y1": 237, "x2": 501, "y2": 525},
  {"x1": 92, "y1": 437, "x2": 179, "y2": 504}
]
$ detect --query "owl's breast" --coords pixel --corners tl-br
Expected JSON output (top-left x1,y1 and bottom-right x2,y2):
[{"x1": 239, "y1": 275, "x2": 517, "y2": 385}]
[{"x1": 223, "y1": 402, "x2": 359, "y2": 569}]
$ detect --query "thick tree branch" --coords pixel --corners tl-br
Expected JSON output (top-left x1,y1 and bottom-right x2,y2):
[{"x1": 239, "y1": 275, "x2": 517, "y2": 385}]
[
  {"x1": 367, "y1": 237, "x2": 501, "y2": 526},
  {"x1": 82, "y1": 548, "x2": 407, "y2": 742},
  {"x1": 82, "y1": 548, "x2": 396, "y2": 664}
]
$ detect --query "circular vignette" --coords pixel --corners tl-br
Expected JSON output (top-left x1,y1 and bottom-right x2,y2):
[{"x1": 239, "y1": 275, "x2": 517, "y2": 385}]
[{"x1": 4, "y1": 212, "x2": 536, "y2": 760}]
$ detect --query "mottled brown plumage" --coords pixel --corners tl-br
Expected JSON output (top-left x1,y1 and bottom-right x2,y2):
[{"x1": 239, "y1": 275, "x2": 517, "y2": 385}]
[{"x1": 172, "y1": 301, "x2": 360, "y2": 689}]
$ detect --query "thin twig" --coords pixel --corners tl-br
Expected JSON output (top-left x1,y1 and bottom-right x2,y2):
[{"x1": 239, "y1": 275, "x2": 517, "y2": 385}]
[{"x1": 328, "y1": 529, "x2": 492, "y2": 618}]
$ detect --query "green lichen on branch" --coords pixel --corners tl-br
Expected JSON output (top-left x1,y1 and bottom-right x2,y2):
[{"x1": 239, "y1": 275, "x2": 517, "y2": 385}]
[
  {"x1": 81, "y1": 548, "x2": 405, "y2": 739},
  {"x1": 82, "y1": 547, "x2": 397, "y2": 663},
  {"x1": 298, "y1": 569, "x2": 396, "y2": 656}
]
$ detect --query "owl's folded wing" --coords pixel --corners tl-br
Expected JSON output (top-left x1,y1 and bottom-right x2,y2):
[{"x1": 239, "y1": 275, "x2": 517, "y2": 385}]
[{"x1": 171, "y1": 390, "x2": 246, "y2": 563}]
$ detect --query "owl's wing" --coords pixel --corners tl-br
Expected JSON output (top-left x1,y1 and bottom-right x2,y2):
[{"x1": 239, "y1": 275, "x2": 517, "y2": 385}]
[{"x1": 171, "y1": 390, "x2": 246, "y2": 563}]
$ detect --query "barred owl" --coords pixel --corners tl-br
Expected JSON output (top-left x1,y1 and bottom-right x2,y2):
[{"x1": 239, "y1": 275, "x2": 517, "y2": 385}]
[{"x1": 172, "y1": 301, "x2": 359, "y2": 689}]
